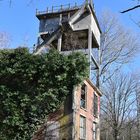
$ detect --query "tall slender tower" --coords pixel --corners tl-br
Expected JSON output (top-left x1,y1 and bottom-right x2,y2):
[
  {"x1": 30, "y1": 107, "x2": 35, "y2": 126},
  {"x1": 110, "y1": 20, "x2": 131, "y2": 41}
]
[{"x1": 33, "y1": 1, "x2": 102, "y2": 140}]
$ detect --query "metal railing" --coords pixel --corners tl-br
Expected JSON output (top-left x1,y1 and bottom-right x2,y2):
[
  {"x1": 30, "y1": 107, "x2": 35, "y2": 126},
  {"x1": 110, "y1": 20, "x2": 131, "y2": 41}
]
[{"x1": 36, "y1": 3, "x2": 82, "y2": 15}]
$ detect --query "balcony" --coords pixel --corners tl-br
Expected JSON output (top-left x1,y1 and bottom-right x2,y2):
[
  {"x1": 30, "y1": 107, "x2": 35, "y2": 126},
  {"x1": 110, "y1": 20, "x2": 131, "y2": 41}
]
[{"x1": 36, "y1": 3, "x2": 82, "y2": 16}]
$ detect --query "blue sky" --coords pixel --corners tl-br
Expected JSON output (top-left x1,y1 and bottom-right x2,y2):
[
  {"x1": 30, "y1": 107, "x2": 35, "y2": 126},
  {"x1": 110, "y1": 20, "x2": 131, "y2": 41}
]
[
  {"x1": 0, "y1": 0, "x2": 140, "y2": 71},
  {"x1": 0, "y1": 0, "x2": 139, "y2": 47}
]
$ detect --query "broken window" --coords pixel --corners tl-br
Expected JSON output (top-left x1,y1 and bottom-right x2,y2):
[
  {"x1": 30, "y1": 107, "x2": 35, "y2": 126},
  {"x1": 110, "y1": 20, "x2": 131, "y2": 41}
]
[
  {"x1": 93, "y1": 122, "x2": 97, "y2": 140},
  {"x1": 80, "y1": 84, "x2": 87, "y2": 109},
  {"x1": 80, "y1": 115, "x2": 86, "y2": 140},
  {"x1": 93, "y1": 93, "x2": 98, "y2": 117}
]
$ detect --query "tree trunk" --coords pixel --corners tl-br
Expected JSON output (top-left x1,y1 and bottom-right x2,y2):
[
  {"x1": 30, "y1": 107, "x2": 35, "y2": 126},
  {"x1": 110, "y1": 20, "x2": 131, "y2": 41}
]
[{"x1": 113, "y1": 129, "x2": 118, "y2": 140}]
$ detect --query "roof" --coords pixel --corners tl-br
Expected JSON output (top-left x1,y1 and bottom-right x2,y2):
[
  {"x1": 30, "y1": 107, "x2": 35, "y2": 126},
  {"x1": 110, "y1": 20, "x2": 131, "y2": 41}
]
[
  {"x1": 36, "y1": 4, "x2": 81, "y2": 20},
  {"x1": 35, "y1": 1, "x2": 102, "y2": 54},
  {"x1": 36, "y1": 2, "x2": 102, "y2": 34},
  {"x1": 86, "y1": 79, "x2": 102, "y2": 96},
  {"x1": 88, "y1": 4, "x2": 102, "y2": 33}
]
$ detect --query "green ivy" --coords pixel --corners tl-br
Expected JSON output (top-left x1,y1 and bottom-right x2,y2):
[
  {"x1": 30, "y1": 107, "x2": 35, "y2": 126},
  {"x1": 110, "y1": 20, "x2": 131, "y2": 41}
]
[{"x1": 0, "y1": 48, "x2": 89, "y2": 139}]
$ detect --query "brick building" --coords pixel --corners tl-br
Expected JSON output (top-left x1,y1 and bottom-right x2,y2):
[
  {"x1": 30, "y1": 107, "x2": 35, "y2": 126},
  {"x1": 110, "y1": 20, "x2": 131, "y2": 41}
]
[
  {"x1": 33, "y1": 0, "x2": 102, "y2": 139},
  {"x1": 33, "y1": 80, "x2": 102, "y2": 140}
]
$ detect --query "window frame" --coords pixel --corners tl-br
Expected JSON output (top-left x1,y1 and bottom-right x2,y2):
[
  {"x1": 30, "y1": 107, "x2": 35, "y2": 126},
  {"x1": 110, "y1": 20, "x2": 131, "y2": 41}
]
[
  {"x1": 93, "y1": 122, "x2": 97, "y2": 140},
  {"x1": 80, "y1": 84, "x2": 87, "y2": 109},
  {"x1": 93, "y1": 92, "x2": 98, "y2": 117},
  {"x1": 80, "y1": 115, "x2": 86, "y2": 140}
]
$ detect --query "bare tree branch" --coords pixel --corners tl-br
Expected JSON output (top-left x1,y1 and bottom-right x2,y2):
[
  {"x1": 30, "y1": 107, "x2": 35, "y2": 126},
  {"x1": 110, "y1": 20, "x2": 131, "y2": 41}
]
[
  {"x1": 120, "y1": 5, "x2": 140, "y2": 13},
  {"x1": 99, "y1": 11, "x2": 139, "y2": 85},
  {"x1": 101, "y1": 73, "x2": 137, "y2": 140},
  {"x1": 0, "y1": 32, "x2": 11, "y2": 49}
]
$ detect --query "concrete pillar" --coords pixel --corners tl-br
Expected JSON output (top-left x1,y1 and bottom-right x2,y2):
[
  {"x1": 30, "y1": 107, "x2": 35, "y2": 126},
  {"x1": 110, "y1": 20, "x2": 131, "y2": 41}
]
[
  {"x1": 58, "y1": 35, "x2": 62, "y2": 51},
  {"x1": 96, "y1": 45, "x2": 100, "y2": 88},
  {"x1": 88, "y1": 27, "x2": 92, "y2": 78},
  {"x1": 97, "y1": 127, "x2": 100, "y2": 140},
  {"x1": 58, "y1": 14, "x2": 62, "y2": 51}
]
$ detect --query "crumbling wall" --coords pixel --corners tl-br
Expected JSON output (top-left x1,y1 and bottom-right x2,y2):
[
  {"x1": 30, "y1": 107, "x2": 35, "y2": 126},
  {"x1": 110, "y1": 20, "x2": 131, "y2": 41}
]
[{"x1": 32, "y1": 95, "x2": 73, "y2": 140}]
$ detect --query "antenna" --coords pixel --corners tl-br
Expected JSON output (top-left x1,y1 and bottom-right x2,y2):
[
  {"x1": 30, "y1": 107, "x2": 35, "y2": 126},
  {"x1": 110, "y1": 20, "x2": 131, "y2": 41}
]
[
  {"x1": 85, "y1": 0, "x2": 93, "y2": 6},
  {"x1": 90, "y1": 0, "x2": 93, "y2": 5},
  {"x1": 89, "y1": 0, "x2": 94, "y2": 8}
]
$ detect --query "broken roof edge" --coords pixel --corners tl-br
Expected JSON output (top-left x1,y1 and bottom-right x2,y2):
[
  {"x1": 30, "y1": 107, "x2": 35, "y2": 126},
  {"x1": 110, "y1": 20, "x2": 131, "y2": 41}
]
[{"x1": 85, "y1": 79, "x2": 103, "y2": 96}]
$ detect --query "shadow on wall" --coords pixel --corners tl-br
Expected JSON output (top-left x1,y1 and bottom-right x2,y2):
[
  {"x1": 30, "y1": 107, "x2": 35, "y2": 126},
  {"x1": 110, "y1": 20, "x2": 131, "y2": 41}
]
[{"x1": 32, "y1": 94, "x2": 73, "y2": 140}]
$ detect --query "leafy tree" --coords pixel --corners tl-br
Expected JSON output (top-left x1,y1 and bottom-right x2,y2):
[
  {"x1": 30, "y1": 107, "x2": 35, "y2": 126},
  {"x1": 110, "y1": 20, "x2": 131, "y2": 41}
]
[{"x1": 0, "y1": 47, "x2": 89, "y2": 140}]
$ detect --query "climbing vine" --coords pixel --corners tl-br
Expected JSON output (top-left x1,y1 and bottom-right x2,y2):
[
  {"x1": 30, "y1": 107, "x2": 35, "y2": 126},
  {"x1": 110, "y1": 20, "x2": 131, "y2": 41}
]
[{"x1": 0, "y1": 47, "x2": 89, "y2": 139}]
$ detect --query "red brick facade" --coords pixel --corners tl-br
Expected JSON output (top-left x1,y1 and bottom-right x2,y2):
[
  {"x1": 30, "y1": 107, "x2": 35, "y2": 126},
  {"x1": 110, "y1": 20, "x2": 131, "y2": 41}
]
[{"x1": 32, "y1": 79, "x2": 102, "y2": 140}]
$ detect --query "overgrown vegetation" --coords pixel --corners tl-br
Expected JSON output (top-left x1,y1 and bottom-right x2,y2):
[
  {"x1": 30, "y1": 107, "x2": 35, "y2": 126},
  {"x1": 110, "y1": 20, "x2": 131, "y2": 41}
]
[{"x1": 0, "y1": 47, "x2": 89, "y2": 140}]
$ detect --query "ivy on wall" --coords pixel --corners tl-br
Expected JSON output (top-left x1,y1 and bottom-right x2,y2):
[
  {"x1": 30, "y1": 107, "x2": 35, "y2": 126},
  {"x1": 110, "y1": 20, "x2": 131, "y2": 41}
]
[{"x1": 0, "y1": 48, "x2": 89, "y2": 139}]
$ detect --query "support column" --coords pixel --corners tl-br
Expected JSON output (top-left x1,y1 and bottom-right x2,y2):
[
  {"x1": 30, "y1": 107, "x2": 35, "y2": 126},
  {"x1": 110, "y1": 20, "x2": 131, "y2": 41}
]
[
  {"x1": 58, "y1": 35, "x2": 62, "y2": 51},
  {"x1": 97, "y1": 127, "x2": 100, "y2": 140},
  {"x1": 58, "y1": 14, "x2": 62, "y2": 51},
  {"x1": 88, "y1": 27, "x2": 92, "y2": 79},
  {"x1": 72, "y1": 86, "x2": 78, "y2": 140},
  {"x1": 96, "y1": 45, "x2": 100, "y2": 88}
]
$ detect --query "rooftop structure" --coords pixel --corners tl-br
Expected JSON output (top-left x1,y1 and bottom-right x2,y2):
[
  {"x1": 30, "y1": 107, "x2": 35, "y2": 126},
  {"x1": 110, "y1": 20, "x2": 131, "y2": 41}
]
[
  {"x1": 36, "y1": 3, "x2": 81, "y2": 16},
  {"x1": 35, "y1": 0, "x2": 101, "y2": 87}
]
